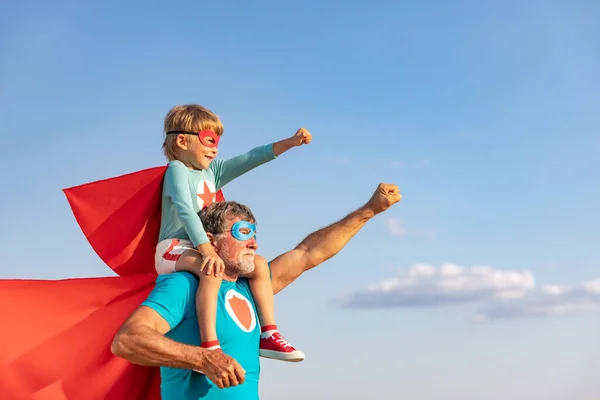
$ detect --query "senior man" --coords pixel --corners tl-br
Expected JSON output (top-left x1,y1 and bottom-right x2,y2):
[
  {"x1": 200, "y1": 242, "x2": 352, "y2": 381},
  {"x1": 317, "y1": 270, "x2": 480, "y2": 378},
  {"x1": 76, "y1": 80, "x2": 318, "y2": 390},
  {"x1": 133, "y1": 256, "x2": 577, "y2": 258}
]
[{"x1": 112, "y1": 183, "x2": 401, "y2": 399}]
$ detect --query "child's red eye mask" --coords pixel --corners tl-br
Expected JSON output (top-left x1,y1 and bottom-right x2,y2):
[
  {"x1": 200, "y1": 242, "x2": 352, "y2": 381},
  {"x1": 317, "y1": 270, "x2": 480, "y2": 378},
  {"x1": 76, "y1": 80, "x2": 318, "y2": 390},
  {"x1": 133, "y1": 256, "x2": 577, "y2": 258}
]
[{"x1": 166, "y1": 130, "x2": 221, "y2": 148}]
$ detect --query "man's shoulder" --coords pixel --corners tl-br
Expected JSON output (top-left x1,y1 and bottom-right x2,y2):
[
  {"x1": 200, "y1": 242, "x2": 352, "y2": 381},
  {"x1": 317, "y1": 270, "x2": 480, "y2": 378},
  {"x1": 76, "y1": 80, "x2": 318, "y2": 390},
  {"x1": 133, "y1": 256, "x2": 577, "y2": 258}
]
[
  {"x1": 145, "y1": 273, "x2": 198, "y2": 310},
  {"x1": 154, "y1": 274, "x2": 253, "y2": 298},
  {"x1": 155, "y1": 271, "x2": 199, "y2": 291},
  {"x1": 143, "y1": 272, "x2": 199, "y2": 328}
]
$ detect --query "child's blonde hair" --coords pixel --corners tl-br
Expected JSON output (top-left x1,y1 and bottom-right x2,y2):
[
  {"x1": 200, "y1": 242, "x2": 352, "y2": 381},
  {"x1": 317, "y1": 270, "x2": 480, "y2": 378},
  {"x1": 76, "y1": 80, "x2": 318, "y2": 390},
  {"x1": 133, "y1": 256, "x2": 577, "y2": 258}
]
[{"x1": 162, "y1": 104, "x2": 224, "y2": 161}]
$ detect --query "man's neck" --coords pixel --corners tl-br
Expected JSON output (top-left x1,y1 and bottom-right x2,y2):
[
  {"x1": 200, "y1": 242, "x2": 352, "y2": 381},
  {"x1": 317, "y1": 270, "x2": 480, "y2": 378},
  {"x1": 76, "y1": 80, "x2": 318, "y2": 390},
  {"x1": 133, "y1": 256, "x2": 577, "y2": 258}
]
[{"x1": 221, "y1": 271, "x2": 239, "y2": 282}]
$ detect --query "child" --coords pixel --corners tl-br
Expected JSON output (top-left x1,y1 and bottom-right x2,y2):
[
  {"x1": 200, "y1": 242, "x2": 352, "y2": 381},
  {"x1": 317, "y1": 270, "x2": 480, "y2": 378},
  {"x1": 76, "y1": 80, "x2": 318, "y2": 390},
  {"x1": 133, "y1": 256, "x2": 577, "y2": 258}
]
[{"x1": 155, "y1": 104, "x2": 310, "y2": 364}]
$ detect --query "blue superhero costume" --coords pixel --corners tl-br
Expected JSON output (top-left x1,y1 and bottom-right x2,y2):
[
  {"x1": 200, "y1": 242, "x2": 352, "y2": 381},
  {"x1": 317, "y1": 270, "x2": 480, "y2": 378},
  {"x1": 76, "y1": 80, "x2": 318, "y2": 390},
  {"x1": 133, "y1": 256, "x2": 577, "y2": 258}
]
[
  {"x1": 159, "y1": 144, "x2": 276, "y2": 247},
  {"x1": 142, "y1": 272, "x2": 261, "y2": 400}
]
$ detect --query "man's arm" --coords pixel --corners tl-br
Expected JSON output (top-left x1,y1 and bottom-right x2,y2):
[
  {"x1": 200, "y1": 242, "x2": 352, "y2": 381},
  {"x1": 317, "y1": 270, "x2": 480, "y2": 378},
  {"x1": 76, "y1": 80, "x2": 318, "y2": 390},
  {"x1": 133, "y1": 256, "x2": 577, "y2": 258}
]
[
  {"x1": 270, "y1": 183, "x2": 402, "y2": 295},
  {"x1": 111, "y1": 306, "x2": 205, "y2": 369},
  {"x1": 111, "y1": 287, "x2": 245, "y2": 389}
]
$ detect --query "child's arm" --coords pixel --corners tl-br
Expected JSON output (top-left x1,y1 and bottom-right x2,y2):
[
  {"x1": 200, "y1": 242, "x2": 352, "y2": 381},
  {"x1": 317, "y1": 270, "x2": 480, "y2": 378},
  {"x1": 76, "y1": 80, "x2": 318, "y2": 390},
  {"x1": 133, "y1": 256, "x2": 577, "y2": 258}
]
[
  {"x1": 272, "y1": 128, "x2": 311, "y2": 157},
  {"x1": 164, "y1": 162, "x2": 224, "y2": 275},
  {"x1": 165, "y1": 162, "x2": 209, "y2": 247},
  {"x1": 211, "y1": 128, "x2": 312, "y2": 189}
]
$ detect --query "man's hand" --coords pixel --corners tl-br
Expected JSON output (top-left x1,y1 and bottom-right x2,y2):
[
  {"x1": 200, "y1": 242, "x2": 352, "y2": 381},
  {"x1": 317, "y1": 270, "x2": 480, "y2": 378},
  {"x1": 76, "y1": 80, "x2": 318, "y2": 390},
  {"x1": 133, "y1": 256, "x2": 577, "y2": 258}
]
[
  {"x1": 197, "y1": 349, "x2": 246, "y2": 389},
  {"x1": 364, "y1": 183, "x2": 402, "y2": 215},
  {"x1": 290, "y1": 128, "x2": 312, "y2": 146}
]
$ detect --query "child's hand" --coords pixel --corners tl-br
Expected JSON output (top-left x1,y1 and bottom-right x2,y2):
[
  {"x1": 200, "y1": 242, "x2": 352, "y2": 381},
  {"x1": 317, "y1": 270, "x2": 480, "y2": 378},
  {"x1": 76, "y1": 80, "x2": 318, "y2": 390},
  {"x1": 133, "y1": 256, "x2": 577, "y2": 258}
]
[
  {"x1": 290, "y1": 128, "x2": 312, "y2": 147},
  {"x1": 199, "y1": 248, "x2": 225, "y2": 277},
  {"x1": 272, "y1": 128, "x2": 312, "y2": 157}
]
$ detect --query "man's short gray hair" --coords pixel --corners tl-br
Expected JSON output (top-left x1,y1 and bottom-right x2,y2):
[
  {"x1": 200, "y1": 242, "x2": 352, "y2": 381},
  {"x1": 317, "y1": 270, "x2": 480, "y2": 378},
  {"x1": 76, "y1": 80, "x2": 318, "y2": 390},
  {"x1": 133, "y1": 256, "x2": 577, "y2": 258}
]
[{"x1": 199, "y1": 201, "x2": 256, "y2": 237}]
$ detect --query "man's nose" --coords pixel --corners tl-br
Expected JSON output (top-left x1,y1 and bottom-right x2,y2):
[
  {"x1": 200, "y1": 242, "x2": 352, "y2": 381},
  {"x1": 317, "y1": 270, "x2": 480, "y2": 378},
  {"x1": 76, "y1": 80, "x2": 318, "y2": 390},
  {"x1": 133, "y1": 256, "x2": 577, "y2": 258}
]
[{"x1": 246, "y1": 237, "x2": 257, "y2": 250}]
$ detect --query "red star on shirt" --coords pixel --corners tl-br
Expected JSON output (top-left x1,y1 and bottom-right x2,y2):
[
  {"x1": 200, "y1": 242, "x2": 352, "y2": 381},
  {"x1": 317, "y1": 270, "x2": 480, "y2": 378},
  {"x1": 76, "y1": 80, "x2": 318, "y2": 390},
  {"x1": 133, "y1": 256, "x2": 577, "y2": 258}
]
[{"x1": 197, "y1": 181, "x2": 216, "y2": 209}]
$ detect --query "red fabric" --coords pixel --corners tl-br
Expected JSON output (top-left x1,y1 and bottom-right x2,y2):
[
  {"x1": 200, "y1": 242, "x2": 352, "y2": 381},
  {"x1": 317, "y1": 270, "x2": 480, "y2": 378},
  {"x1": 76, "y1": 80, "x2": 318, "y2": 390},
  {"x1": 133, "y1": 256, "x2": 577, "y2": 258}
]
[
  {"x1": 1, "y1": 167, "x2": 225, "y2": 399},
  {"x1": 63, "y1": 166, "x2": 166, "y2": 276},
  {"x1": 63, "y1": 166, "x2": 224, "y2": 276},
  {"x1": 0, "y1": 275, "x2": 160, "y2": 400}
]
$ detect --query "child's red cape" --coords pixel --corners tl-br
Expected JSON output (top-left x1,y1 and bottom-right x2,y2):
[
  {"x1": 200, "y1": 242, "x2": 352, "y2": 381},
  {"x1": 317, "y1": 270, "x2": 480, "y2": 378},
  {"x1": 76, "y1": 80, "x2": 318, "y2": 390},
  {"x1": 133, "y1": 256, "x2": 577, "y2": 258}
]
[
  {"x1": 62, "y1": 166, "x2": 223, "y2": 276},
  {"x1": 0, "y1": 166, "x2": 224, "y2": 399}
]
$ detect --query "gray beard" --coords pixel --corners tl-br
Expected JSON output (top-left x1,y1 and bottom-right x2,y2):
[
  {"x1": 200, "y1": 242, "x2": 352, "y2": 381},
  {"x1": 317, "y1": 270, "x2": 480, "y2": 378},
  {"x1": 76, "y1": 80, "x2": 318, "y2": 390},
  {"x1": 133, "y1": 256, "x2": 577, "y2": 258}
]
[
  {"x1": 228, "y1": 253, "x2": 255, "y2": 276},
  {"x1": 220, "y1": 247, "x2": 256, "y2": 277}
]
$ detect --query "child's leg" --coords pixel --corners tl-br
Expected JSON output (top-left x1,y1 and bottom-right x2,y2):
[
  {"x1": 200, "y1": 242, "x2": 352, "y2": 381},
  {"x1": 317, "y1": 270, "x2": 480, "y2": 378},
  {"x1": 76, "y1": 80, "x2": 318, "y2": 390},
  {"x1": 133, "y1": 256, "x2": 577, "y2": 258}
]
[
  {"x1": 244, "y1": 257, "x2": 305, "y2": 362},
  {"x1": 246, "y1": 257, "x2": 276, "y2": 327},
  {"x1": 175, "y1": 250, "x2": 222, "y2": 349}
]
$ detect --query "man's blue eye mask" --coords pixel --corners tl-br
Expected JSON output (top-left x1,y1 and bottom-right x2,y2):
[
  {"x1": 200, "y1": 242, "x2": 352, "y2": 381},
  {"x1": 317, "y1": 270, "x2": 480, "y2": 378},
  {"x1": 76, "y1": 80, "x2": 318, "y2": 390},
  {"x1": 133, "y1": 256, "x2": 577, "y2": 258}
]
[{"x1": 231, "y1": 220, "x2": 256, "y2": 241}]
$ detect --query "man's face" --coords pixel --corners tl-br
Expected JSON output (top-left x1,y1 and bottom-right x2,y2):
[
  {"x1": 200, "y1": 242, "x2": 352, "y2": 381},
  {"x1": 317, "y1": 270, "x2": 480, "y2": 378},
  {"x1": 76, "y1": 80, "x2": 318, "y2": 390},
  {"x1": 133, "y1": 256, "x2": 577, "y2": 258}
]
[{"x1": 214, "y1": 216, "x2": 258, "y2": 276}]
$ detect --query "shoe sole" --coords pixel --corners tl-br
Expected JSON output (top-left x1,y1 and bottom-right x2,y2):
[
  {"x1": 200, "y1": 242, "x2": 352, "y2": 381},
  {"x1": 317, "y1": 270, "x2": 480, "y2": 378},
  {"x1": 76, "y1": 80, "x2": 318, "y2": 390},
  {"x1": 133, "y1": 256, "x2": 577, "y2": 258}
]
[{"x1": 260, "y1": 350, "x2": 305, "y2": 362}]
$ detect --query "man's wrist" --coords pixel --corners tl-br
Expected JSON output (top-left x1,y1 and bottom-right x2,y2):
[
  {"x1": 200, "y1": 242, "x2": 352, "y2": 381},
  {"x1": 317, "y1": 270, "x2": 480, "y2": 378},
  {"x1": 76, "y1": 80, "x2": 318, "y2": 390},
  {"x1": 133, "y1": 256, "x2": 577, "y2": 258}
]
[
  {"x1": 185, "y1": 345, "x2": 208, "y2": 371},
  {"x1": 356, "y1": 205, "x2": 377, "y2": 219}
]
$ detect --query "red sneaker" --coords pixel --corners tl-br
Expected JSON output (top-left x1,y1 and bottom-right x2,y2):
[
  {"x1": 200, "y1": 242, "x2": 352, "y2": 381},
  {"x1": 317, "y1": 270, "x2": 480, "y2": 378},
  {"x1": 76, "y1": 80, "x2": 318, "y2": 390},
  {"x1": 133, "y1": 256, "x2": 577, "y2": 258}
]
[{"x1": 259, "y1": 332, "x2": 305, "y2": 362}]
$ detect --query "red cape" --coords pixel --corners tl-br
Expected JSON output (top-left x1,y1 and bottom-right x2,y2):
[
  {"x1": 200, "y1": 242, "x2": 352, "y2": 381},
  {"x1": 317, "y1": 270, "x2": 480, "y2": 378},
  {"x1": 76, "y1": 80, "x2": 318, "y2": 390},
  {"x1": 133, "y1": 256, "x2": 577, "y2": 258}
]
[
  {"x1": 0, "y1": 167, "x2": 224, "y2": 399},
  {"x1": 0, "y1": 275, "x2": 160, "y2": 400},
  {"x1": 62, "y1": 166, "x2": 223, "y2": 276}
]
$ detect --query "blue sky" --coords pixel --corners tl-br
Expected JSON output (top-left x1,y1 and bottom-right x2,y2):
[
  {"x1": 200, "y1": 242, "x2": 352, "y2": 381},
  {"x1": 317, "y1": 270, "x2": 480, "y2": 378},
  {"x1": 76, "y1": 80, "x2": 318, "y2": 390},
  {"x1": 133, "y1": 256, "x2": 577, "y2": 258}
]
[{"x1": 1, "y1": 0, "x2": 599, "y2": 399}]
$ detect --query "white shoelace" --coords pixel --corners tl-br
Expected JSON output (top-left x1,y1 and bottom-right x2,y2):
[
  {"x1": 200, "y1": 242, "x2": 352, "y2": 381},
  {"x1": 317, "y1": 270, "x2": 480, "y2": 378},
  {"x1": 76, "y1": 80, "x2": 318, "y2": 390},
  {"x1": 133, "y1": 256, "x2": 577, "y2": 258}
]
[{"x1": 273, "y1": 334, "x2": 293, "y2": 350}]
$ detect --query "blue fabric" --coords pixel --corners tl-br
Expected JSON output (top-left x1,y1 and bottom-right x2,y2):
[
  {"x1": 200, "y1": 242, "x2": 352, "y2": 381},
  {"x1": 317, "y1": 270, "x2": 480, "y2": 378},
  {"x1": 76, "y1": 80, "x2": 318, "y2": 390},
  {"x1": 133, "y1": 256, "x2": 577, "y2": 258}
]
[
  {"x1": 159, "y1": 144, "x2": 276, "y2": 247},
  {"x1": 142, "y1": 272, "x2": 261, "y2": 399}
]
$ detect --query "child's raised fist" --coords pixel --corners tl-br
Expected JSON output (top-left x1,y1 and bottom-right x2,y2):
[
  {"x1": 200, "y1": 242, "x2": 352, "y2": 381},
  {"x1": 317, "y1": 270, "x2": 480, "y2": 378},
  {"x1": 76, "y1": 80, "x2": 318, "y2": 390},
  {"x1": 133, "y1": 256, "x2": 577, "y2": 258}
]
[{"x1": 292, "y1": 128, "x2": 312, "y2": 146}]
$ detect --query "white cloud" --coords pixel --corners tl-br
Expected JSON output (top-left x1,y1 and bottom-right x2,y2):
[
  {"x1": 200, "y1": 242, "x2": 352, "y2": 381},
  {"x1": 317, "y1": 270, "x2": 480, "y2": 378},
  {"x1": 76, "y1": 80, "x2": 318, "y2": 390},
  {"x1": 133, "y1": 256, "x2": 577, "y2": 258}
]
[
  {"x1": 475, "y1": 279, "x2": 600, "y2": 321},
  {"x1": 339, "y1": 263, "x2": 535, "y2": 308},
  {"x1": 386, "y1": 217, "x2": 408, "y2": 236},
  {"x1": 337, "y1": 264, "x2": 600, "y2": 321},
  {"x1": 385, "y1": 217, "x2": 434, "y2": 239}
]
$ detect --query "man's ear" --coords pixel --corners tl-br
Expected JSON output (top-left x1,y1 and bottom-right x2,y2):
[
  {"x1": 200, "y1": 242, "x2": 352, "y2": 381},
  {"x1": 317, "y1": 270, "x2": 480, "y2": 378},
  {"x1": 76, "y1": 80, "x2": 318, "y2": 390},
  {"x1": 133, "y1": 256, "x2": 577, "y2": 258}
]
[
  {"x1": 206, "y1": 232, "x2": 217, "y2": 246},
  {"x1": 175, "y1": 134, "x2": 188, "y2": 150}
]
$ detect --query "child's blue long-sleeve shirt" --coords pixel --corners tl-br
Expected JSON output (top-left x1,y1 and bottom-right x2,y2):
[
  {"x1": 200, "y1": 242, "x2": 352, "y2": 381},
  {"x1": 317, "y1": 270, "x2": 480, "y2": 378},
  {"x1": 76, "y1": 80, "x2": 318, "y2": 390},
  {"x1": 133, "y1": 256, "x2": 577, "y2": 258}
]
[{"x1": 158, "y1": 144, "x2": 276, "y2": 247}]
